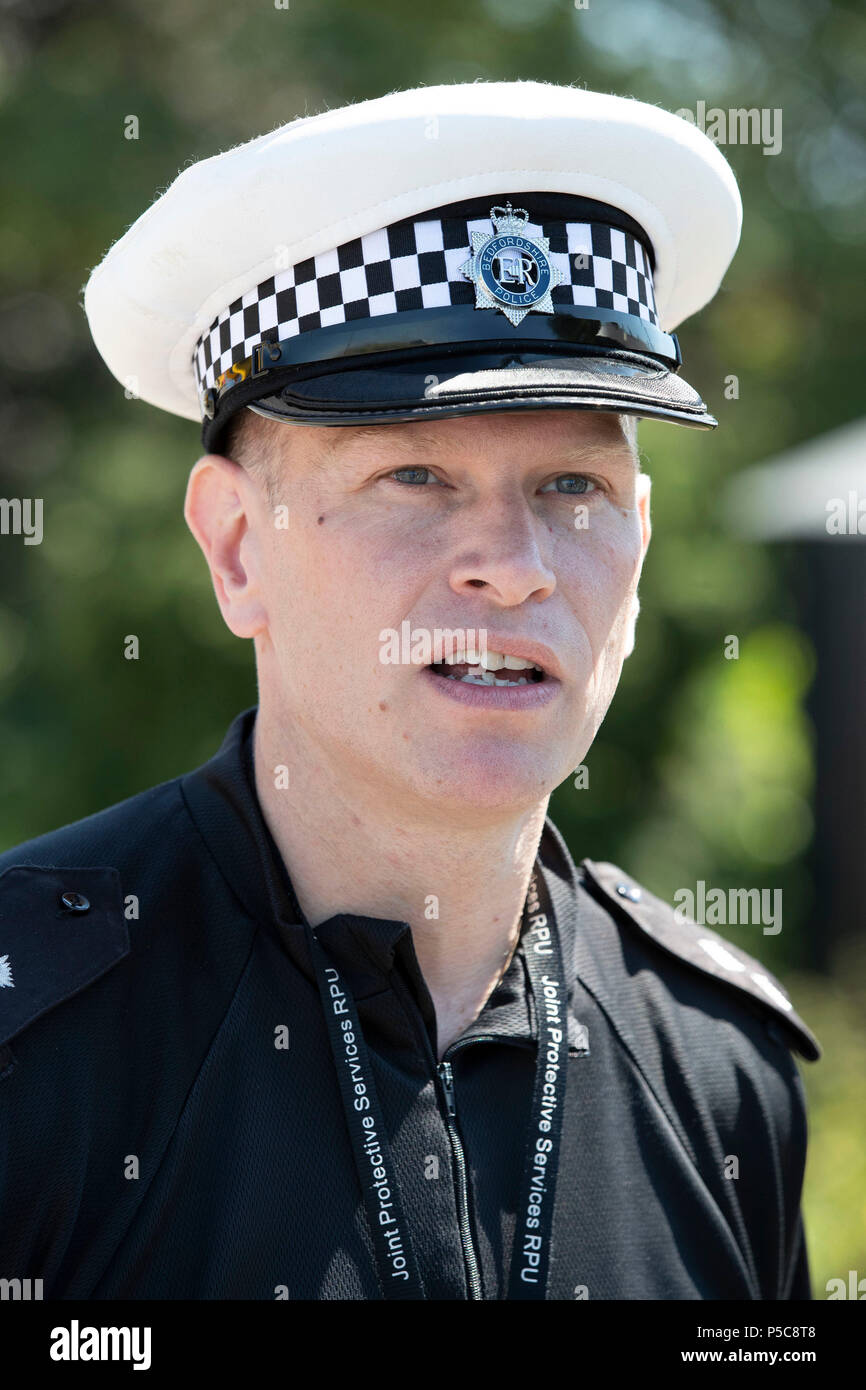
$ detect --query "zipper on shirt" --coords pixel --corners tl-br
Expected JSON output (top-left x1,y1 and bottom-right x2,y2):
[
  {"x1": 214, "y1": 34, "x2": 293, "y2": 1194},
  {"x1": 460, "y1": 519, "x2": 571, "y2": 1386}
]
[{"x1": 437, "y1": 1058, "x2": 483, "y2": 1301}]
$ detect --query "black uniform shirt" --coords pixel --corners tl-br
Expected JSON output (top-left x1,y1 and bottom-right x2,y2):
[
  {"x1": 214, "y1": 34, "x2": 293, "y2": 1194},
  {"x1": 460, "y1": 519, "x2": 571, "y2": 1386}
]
[{"x1": 0, "y1": 706, "x2": 821, "y2": 1299}]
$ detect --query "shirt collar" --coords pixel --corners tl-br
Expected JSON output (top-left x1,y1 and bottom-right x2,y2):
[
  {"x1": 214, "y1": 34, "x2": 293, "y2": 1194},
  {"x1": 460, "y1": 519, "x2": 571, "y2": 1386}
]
[{"x1": 181, "y1": 706, "x2": 585, "y2": 1053}]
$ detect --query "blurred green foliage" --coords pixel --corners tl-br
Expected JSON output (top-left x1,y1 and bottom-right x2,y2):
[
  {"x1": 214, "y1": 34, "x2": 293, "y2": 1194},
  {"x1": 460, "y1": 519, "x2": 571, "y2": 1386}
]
[
  {"x1": 0, "y1": 0, "x2": 863, "y2": 1296},
  {"x1": 789, "y1": 940, "x2": 866, "y2": 1297}
]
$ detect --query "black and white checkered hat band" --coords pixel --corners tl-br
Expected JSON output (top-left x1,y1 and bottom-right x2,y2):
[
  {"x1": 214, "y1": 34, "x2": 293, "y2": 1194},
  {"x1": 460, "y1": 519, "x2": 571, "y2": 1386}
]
[{"x1": 192, "y1": 213, "x2": 659, "y2": 395}]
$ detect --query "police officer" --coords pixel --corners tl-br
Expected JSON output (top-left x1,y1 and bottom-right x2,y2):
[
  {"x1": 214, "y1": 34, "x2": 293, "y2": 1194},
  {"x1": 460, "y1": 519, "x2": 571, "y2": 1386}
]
[{"x1": 0, "y1": 80, "x2": 820, "y2": 1300}]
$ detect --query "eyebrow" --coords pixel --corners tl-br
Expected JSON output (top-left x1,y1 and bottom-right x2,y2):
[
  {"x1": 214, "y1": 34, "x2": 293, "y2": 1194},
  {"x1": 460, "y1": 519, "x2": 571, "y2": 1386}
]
[
  {"x1": 320, "y1": 426, "x2": 443, "y2": 458},
  {"x1": 318, "y1": 421, "x2": 638, "y2": 469}
]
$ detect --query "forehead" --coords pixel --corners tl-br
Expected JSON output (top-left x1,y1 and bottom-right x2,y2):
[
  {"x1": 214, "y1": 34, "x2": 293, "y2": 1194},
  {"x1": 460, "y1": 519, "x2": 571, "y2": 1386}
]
[{"x1": 311, "y1": 409, "x2": 635, "y2": 467}]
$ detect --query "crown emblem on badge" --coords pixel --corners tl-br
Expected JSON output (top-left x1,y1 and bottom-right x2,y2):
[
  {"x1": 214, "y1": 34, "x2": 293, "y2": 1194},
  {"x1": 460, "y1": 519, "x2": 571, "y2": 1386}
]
[
  {"x1": 489, "y1": 202, "x2": 531, "y2": 235},
  {"x1": 461, "y1": 201, "x2": 564, "y2": 326}
]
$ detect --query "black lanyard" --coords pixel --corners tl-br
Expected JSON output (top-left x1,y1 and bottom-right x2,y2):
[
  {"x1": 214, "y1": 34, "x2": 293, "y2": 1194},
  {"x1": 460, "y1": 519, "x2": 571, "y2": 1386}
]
[{"x1": 304, "y1": 863, "x2": 568, "y2": 1300}]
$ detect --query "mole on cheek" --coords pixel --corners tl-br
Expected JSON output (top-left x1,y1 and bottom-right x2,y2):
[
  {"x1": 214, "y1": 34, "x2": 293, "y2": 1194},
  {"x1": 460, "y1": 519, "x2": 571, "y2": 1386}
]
[
  {"x1": 378, "y1": 701, "x2": 388, "y2": 712},
  {"x1": 317, "y1": 516, "x2": 325, "y2": 525}
]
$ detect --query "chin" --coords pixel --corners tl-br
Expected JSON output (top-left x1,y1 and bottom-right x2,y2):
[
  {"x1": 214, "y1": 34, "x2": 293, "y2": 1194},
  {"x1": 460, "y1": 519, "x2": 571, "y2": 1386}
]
[{"x1": 410, "y1": 741, "x2": 563, "y2": 813}]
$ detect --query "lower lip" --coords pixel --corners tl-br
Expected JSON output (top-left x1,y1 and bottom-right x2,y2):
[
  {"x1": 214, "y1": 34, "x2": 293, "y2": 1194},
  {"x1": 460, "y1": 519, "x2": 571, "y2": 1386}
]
[{"x1": 420, "y1": 665, "x2": 561, "y2": 711}]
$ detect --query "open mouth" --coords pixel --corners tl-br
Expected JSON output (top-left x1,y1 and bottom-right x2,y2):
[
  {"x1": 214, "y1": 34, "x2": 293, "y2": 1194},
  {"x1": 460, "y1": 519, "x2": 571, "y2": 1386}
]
[{"x1": 427, "y1": 657, "x2": 547, "y2": 687}]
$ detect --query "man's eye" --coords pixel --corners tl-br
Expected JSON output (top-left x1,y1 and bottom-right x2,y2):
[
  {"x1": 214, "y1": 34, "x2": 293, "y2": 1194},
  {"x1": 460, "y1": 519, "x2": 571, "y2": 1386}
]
[
  {"x1": 539, "y1": 474, "x2": 598, "y2": 495},
  {"x1": 385, "y1": 469, "x2": 599, "y2": 493},
  {"x1": 388, "y1": 467, "x2": 441, "y2": 486}
]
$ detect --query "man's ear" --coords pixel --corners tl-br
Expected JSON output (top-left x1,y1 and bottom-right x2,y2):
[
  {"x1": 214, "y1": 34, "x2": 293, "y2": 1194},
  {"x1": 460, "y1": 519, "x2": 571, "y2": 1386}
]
[
  {"x1": 623, "y1": 593, "x2": 641, "y2": 659},
  {"x1": 636, "y1": 468, "x2": 651, "y2": 555},
  {"x1": 623, "y1": 471, "x2": 651, "y2": 659},
  {"x1": 183, "y1": 453, "x2": 268, "y2": 639}
]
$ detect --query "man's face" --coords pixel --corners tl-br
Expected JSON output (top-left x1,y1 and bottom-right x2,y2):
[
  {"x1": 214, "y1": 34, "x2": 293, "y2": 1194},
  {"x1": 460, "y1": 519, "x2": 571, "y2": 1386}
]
[{"x1": 191, "y1": 408, "x2": 651, "y2": 819}]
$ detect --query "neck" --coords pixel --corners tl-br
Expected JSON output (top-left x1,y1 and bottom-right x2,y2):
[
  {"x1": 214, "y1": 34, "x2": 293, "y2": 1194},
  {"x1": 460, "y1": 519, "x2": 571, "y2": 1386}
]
[{"x1": 252, "y1": 704, "x2": 549, "y2": 1059}]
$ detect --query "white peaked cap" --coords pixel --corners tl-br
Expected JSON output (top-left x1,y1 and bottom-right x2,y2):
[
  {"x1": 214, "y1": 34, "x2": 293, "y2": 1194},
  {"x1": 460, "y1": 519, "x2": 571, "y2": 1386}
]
[{"x1": 83, "y1": 80, "x2": 742, "y2": 433}]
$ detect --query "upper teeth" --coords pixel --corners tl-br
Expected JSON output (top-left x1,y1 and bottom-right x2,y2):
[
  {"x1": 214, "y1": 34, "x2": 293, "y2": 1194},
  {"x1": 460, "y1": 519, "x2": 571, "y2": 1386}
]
[{"x1": 439, "y1": 648, "x2": 543, "y2": 672}]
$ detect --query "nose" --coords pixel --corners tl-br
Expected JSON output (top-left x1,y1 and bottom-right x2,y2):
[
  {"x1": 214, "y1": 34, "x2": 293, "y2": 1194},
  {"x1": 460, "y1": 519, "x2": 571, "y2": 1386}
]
[{"x1": 446, "y1": 492, "x2": 557, "y2": 606}]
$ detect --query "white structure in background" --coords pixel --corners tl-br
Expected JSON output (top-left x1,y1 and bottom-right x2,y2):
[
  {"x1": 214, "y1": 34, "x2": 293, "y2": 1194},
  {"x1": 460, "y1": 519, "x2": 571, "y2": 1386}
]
[
  {"x1": 723, "y1": 416, "x2": 866, "y2": 540},
  {"x1": 721, "y1": 414, "x2": 866, "y2": 971}
]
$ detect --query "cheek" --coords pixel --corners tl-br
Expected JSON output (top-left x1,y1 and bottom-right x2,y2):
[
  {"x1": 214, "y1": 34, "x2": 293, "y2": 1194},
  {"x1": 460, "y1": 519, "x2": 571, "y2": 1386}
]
[
  {"x1": 263, "y1": 519, "x2": 413, "y2": 673},
  {"x1": 307, "y1": 505, "x2": 439, "y2": 625},
  {"x1": 561, "y1": 513, "x2": 643, "y2": 621}
]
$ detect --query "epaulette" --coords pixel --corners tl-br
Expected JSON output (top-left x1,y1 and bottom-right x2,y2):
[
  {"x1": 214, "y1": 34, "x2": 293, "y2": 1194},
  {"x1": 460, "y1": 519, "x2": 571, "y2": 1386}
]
[
  {"x1": 580, "y1": 858, "x2": 821, "y2": 1063},
  {"x1": 0, "y1": 865, "x2": 130, "y2": 1053}
]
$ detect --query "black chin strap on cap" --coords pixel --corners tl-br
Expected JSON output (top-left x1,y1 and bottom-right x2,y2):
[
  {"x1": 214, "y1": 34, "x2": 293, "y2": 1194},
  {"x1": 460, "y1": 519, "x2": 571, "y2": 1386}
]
[{"x1": 304, "y1": 864, "x2": 569, "y2": 1300}]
